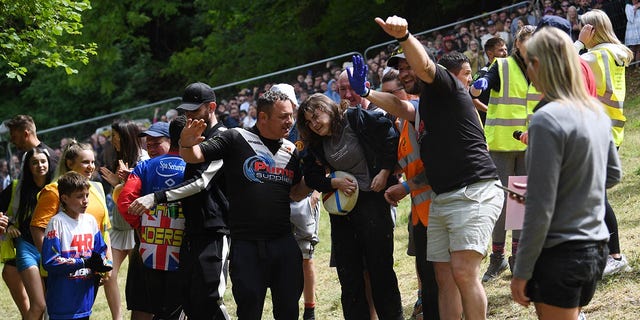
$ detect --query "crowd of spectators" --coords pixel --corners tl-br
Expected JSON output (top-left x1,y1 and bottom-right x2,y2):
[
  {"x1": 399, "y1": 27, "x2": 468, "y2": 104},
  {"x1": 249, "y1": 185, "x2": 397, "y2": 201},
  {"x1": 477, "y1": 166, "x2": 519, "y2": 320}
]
[
  {"x1": 148, "y1": 0, "x2": 633, "y2": 133},
  {"x1": 2, "y1": 0, "x2": 636, "y2": 185}
]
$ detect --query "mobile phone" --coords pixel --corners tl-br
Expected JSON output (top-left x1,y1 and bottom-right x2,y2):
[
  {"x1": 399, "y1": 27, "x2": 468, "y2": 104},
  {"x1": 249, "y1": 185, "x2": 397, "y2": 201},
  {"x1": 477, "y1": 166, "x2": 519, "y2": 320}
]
[{"x1": 495, "y1": 184, "x2": 526, "y2": 199}]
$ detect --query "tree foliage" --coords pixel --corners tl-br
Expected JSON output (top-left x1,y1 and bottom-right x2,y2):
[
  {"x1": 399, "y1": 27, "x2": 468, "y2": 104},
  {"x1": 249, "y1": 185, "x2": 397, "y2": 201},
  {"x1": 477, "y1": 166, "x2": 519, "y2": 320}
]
[
  {"x1": 0, "y1": 0, "x2": 97, "y2": 81},
  {"x1": 0, "y1": 0, "x2": 511, "y2": 144}
]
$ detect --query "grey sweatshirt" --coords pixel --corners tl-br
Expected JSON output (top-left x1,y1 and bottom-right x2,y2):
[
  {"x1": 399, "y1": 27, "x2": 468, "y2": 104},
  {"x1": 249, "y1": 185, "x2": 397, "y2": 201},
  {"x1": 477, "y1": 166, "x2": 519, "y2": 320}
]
[{"x1": 513, "y1": 100, "x2": 622, "y2": 280}]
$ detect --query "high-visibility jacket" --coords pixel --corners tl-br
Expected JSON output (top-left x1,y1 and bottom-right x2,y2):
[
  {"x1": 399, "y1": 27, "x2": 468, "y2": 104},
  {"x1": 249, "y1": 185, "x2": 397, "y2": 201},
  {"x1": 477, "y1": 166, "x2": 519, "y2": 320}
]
[
  {"x1": 397, "y1": 117, "x2": 432, "y2": 227},
  {"x1": 486, "y1": 57, "x2": 536, "y2": 151},
  {"x1": 590, "y1": 47, "x2": 626, "y2": 146},
  {"x1": 0, "y1": 181, "x2": 17, "y2": 262},
  {"x1": 526, "y1": 85, "x2": 543, "y2": 122}
]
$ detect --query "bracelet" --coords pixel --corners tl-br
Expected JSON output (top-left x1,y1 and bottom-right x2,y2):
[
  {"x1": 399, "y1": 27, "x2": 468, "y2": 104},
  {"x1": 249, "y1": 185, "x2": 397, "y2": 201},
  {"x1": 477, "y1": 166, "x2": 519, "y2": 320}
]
[
  {"x1": 401, "y1": 181, "x2": 411, "y2": 193},
  {"x1": 360, "y1": 87, "x2": 370, "y2": 98},
  {"x1": 396, "y1": 32, "x2": 410, "y2": 42}
]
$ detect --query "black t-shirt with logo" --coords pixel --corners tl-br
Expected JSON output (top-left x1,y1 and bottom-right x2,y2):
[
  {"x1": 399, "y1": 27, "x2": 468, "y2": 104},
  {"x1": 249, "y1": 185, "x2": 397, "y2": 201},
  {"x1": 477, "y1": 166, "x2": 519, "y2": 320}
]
[
  {"x1": 200, "y1": 126, "x2": 301, "y2": 240},
  {"x1": 417, "y1": 66, "x2": 498, "y2": 194}
]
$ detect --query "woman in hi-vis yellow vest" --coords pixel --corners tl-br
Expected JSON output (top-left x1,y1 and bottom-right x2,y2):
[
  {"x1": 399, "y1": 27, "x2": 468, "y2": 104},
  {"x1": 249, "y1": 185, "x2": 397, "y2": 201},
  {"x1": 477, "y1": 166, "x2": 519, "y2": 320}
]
[{"x1": 576, "y1": 9, "x2": 633, "y2": 277}]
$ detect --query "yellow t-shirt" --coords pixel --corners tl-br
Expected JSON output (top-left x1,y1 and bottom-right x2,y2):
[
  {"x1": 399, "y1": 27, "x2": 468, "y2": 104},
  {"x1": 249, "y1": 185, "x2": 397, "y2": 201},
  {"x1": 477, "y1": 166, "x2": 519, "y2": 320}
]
[{"x1": 31, "y1": 181, "x2": 111, "y2": 232}]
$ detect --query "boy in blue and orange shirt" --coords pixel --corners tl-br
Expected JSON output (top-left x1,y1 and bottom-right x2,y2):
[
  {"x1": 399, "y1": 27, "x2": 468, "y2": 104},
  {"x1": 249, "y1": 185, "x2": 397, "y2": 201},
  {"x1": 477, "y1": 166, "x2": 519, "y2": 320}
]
[{"x1": 42, "y1": 171, "x2": 112, "y2": 320}]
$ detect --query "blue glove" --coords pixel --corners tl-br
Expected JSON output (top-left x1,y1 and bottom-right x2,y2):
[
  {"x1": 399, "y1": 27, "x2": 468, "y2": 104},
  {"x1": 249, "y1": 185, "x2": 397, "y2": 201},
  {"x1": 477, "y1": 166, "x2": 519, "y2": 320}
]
[
  {"x1": 347, "y1": 55, "x2": 369, "y2": 97},
  {"x1": 473, "y1": 78, "x2": 488, "y2": 91}
]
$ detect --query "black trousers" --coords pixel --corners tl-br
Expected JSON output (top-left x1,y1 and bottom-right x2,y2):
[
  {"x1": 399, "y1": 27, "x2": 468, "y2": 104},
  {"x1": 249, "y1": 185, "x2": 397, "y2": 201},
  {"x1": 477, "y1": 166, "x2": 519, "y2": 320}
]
[
  {"x1": 330, "y1": 191, "x2": 403, "y2": 320},
  {"x1": 229, "y1": 234, "x2": 303, "y2": 320},
  {"x1": 180, "y1": 233, "x2": 231, "y2": 319},
  {"x1": 413, "y1": 221, "x2": 440, "y2": 320}
]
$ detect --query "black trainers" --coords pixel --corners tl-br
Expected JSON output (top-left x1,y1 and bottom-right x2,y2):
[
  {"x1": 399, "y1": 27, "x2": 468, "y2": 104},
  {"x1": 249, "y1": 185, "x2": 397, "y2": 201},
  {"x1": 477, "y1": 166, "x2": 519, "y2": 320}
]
[
  {"x1": 303, "y1": 307, "x2": 315, "y2": 320},
  {"x1": 482, "y1": 253, "x2": 508, "y2": 282}
]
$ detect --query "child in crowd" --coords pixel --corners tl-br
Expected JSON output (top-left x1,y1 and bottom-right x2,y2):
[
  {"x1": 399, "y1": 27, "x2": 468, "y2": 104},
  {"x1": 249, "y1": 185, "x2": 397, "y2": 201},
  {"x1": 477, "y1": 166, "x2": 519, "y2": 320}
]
[{"x1": 41, "y1": 171, "x2": 112, "y2": 320}]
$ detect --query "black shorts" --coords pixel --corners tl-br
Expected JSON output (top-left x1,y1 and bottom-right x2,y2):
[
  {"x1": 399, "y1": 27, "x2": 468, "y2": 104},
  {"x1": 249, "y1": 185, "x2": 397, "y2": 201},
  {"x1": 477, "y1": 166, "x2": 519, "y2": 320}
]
[{"x1": 526, "y1": 241, "x2": 608, "y2": 308}]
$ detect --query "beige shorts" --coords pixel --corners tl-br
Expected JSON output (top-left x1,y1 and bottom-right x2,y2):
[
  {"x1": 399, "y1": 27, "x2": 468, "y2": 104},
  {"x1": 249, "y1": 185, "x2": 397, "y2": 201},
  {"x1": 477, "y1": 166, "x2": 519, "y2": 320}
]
[{"x1": 427, "y1": 179, "x2": 504, "y2": 262}]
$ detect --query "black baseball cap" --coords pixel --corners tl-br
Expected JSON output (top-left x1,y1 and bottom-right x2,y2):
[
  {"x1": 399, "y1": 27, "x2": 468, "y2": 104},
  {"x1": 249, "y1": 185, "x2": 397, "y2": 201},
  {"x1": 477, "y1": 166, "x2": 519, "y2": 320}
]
[
  {"x1": 387, "y1": 45, "x2": 435, "y2": 69},
  {"x1": 178, "y1": 82, "x2": 216, "y2": 111}
]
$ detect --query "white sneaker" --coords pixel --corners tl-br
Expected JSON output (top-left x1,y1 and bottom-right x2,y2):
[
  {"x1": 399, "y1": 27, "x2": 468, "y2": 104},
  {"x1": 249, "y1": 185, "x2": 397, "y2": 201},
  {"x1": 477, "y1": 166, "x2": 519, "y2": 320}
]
[
  {"x1": 578, "y1": 311, "x2": 587, "y2": 320},
  {"x1": 603, "y1": 254, "x2": 631, "y2": 276}
]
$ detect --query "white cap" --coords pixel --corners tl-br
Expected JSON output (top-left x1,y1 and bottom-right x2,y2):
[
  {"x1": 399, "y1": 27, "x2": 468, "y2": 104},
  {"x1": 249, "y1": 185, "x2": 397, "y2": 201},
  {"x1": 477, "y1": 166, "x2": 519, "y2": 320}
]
[{"x1": 270, "y1": 83, "x2": 298, "y2": 107}]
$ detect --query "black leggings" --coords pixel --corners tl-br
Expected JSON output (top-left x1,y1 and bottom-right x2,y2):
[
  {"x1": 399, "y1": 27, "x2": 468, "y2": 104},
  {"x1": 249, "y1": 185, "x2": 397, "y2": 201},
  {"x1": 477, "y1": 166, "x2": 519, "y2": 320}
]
[{"x1": 604, "y1": 192, "x2": 620, "y2": 255}]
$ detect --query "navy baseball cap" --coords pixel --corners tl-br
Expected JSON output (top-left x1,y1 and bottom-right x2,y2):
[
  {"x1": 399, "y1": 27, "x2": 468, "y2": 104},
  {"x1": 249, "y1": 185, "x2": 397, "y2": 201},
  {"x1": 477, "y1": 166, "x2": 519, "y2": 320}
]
[
  {"x1": 536, "y1": 15, "x2": 571, "y2": 36},
  {"x1": 139, "y1": 122, "x2": 169, "y2": 138},
  {"x1": 178, "y1": 82, "x2": 216, "y2": 111}
]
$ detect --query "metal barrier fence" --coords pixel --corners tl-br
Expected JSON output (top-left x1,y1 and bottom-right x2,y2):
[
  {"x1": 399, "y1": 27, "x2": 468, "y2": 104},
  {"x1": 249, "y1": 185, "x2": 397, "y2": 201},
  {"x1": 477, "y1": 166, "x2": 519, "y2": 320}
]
[
  {"x1": 1, "y1": 0, "x2": 636, "y2": 164},
  {"x1": 363, "y1": 1, "x2": 531, "y2": 61}
]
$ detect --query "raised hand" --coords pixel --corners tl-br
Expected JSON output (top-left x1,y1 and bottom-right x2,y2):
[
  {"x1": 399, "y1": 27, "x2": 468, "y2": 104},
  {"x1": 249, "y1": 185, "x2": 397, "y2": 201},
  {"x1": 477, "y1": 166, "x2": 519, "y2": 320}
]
[
  {"x1": 347, "y1": 55, "x2": 369, "y2": 96},
  {"x1": 180, "y1": 118, "x2": 207, "y2": 148},
  {"x1": 374, "y1": 16, "x2": 409, "y2": 39},
  {"x1": 473, "y1": 78, "x2": 488, "y2": 91},
  {"x1": 99, "y1": 167, "x2": 119, "y2": 187},
  {"x1": 578, "y1": 24, "x2": 595, "y2": 46},
  {"x1": 116, "y1": 159, "x2": 131, "y2": 181}
]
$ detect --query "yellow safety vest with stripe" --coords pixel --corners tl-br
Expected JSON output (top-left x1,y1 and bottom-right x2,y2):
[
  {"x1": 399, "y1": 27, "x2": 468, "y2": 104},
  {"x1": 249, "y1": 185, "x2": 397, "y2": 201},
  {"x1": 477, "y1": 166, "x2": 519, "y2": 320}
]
[
  {"x1": 485, "y1": 57, "x2": 536, "y2": 151},
  {"x1": 590, "y1": 48, "x2": 626, "y2": 146},
  {"x1": 397, "y1": 118, "x2": 432, "y2": 227},
  {"x1": 0, "y1": 181, "x2": 18, "y2": 262}
]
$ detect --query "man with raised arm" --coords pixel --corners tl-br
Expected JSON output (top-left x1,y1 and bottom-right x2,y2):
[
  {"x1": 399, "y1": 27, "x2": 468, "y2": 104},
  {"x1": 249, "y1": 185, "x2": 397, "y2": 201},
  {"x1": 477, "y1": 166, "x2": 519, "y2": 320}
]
[{"x1": 375, "y1": 16, "x2": 504, "y2": 320}]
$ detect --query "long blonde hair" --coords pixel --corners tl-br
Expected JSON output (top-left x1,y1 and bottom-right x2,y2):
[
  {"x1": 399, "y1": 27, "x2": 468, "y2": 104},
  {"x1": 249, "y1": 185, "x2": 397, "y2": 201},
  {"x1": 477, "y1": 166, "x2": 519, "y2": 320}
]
[
  {"x1": 580, "y1": 9, "x2": 633, "y2": 65},
  {"x1": 526, "y1": 28, "x2": 601, "y2": 112},
  {"x1": 54, "y1": 139, "x2": 94, "y2": 180}
]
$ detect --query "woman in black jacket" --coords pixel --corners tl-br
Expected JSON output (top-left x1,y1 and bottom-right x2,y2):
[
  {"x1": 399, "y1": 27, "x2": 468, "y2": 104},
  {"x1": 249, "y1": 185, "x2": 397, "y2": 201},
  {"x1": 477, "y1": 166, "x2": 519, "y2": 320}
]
[{"x1": 297, "y1": 93, "x2": 403, "y2": 320}]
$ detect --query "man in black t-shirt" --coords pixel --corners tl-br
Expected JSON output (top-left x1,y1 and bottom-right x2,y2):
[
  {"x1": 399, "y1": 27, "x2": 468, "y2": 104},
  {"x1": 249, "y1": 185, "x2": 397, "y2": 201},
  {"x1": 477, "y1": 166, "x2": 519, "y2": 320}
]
[
  {"x1": 178, "y1": 90, "x2": 309, "y2": 319},
  {"x1": 376, "y1": 16, "x2": 504, "y2": 320}
]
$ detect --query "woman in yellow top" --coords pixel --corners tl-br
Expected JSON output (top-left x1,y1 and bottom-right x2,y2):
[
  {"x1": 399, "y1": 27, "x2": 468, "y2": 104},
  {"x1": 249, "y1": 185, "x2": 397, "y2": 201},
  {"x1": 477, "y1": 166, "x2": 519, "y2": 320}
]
[
  {"x1": 576, "y1": 9, "x2": 633, "y2": 277},
  {"x1": 31, "y1": 140, "x2": 121, "y2": 319}
]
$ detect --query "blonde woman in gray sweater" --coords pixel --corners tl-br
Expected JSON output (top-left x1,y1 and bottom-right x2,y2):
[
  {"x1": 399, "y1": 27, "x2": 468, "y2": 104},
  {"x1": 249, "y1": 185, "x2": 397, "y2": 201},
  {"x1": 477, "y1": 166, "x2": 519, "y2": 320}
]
[{"x1": 510, "y1": 27, "x2": 622, "y2": 320}]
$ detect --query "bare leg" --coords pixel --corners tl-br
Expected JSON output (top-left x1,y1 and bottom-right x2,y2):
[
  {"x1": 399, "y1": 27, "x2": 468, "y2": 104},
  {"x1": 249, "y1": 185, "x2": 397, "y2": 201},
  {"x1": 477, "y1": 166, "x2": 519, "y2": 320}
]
[
  {"x1": 534, "y1": 303, "x2": 580, "y2": 320},
  {"x1": 104, "y1": 246, "x2": 123, "y2": 320},
  {"x1": 433, "y1": 262, "x2": 462, "y2": 320},
  {"x1": 131, "y1": 311, "x2": 154, "y2": 320},
  {"x1": 450, "y1": 250, "x2": 487, "y2": 320},
  {"x1": 21, "y1": 266, "x2": 46, "y2": 320},
  {"x1": 363, "y1": 270, "x2": 378, "y2": 320},
  {"x1": 303, "y1": 258, "x2": 316, "y2": 303},
  {"x1": 109, "y1": 247, "x2": 130, "y2": 319},
  {"x1": 2, "y1": 263, "x2": 29, "y2": 316}
]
